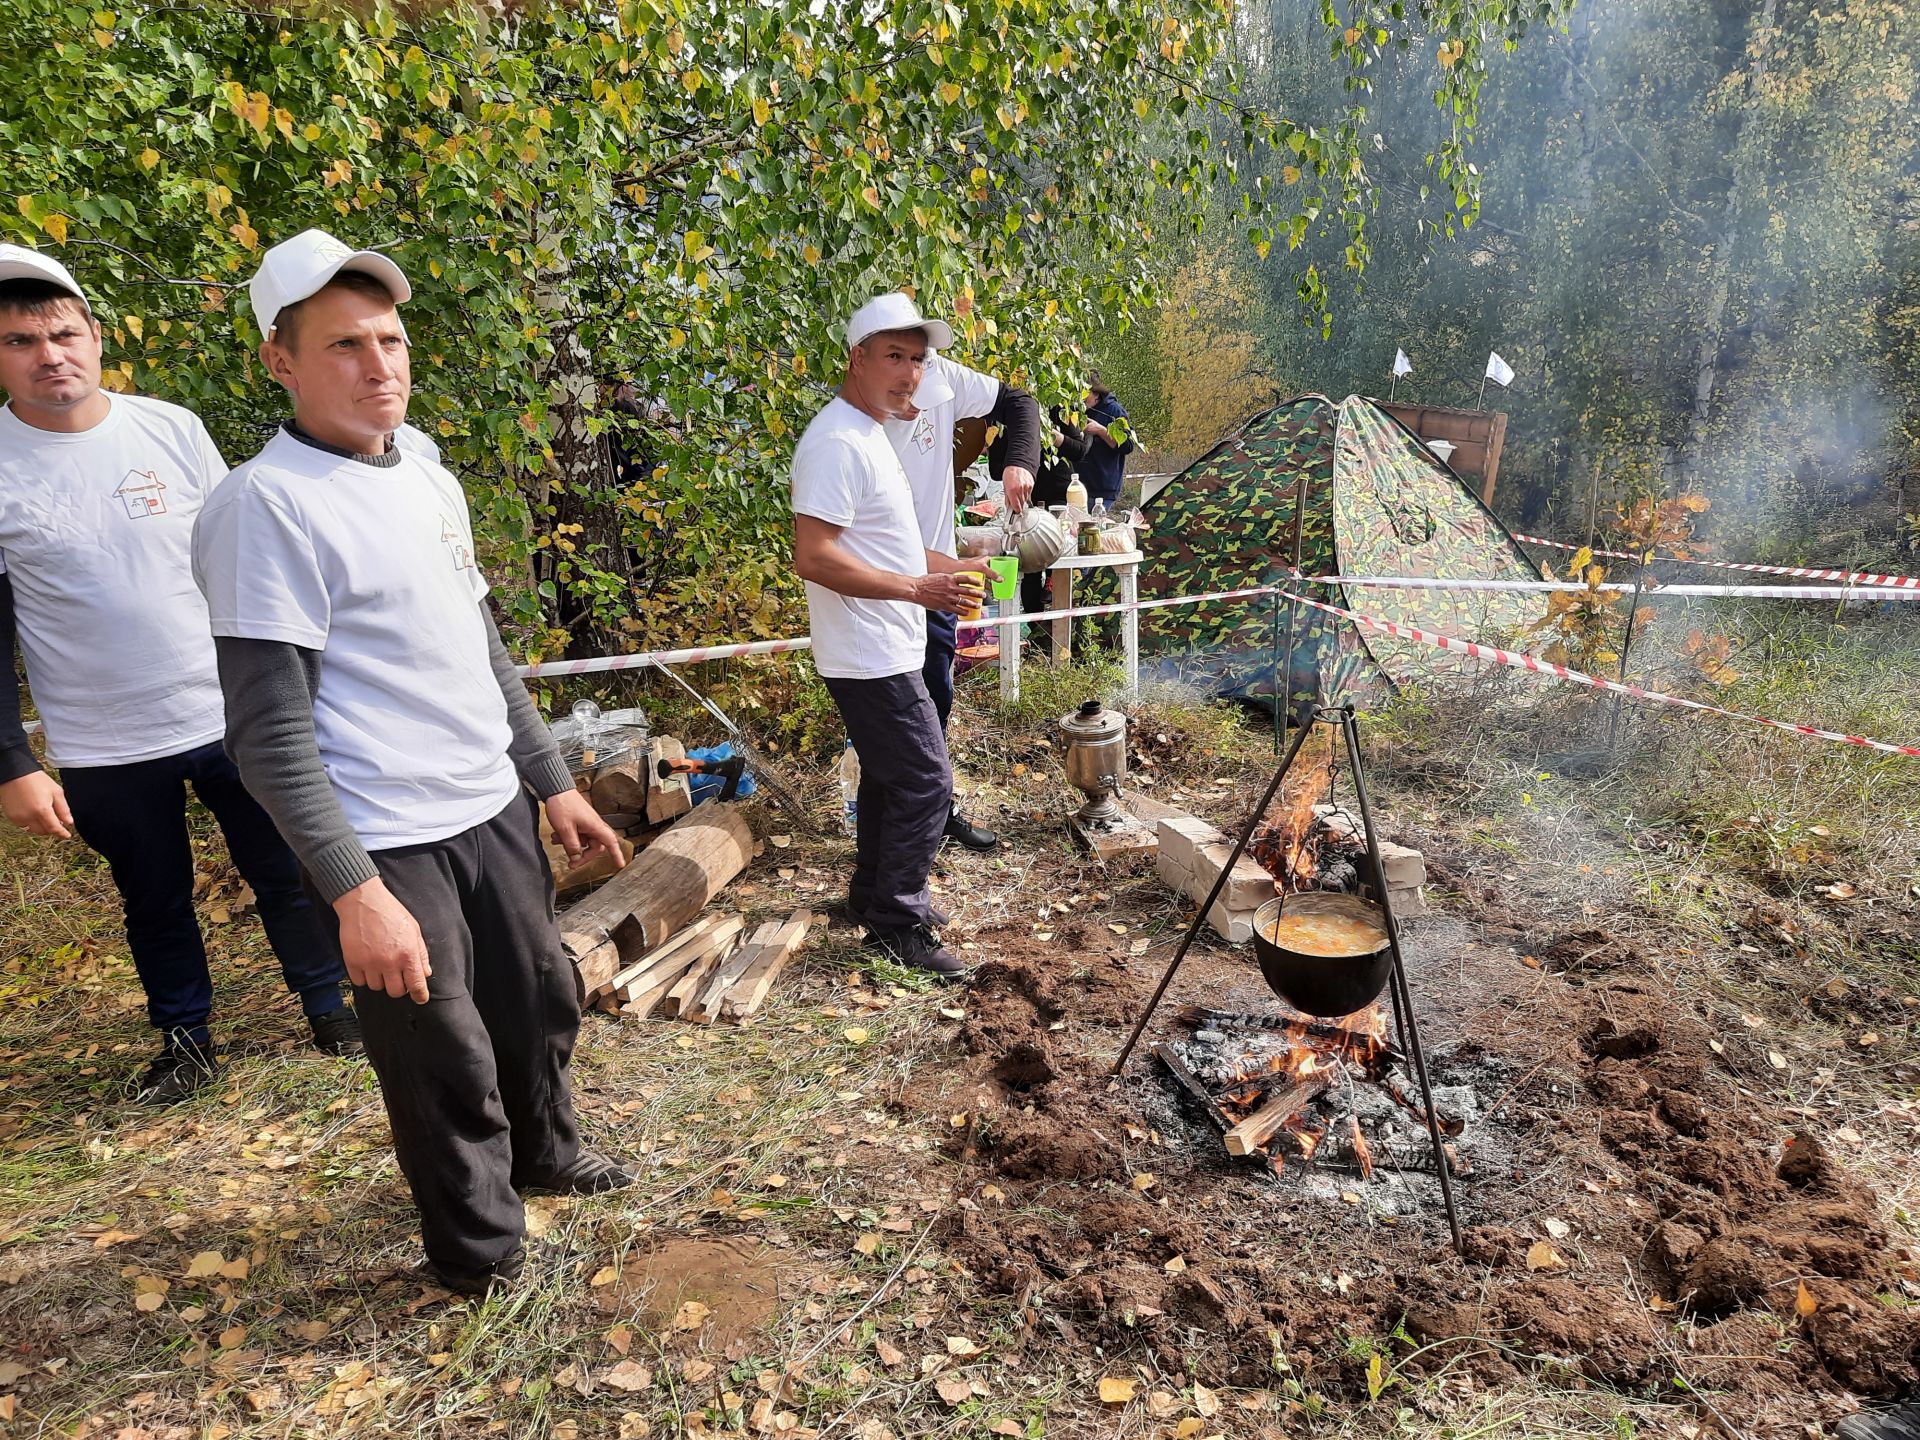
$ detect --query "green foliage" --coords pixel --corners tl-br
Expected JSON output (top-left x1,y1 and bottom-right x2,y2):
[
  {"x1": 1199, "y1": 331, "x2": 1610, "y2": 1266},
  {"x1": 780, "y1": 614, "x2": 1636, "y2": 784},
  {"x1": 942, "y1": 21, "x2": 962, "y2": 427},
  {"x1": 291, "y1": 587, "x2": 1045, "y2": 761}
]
[{"x1": 2, "y1": 0, "x2": 1565, "y2": 656}]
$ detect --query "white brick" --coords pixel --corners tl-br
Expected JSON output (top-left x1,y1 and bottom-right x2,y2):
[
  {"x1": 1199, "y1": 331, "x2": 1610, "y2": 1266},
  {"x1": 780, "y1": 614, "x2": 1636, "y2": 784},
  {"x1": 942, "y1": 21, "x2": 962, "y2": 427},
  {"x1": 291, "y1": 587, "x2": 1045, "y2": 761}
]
[
  {"x1": 1155, "y1": 844, "x2": 1195, "y2": 896},
  {"x1": 1375, "y1": 841, "x2": 1426, "y2": 890},
  {"x1": 1192, "y1": 840, "x2": 1276, "y2": 911},
  {"x1": 1206, "y1": 898, "x2": 1256, "y2": 944},
  {"x1": 1385, "y1": 884, "x2": 1428, "y2": 918},
  {"x1": 1155, "y1": 816, "x2": 1219, "y2": 874}
]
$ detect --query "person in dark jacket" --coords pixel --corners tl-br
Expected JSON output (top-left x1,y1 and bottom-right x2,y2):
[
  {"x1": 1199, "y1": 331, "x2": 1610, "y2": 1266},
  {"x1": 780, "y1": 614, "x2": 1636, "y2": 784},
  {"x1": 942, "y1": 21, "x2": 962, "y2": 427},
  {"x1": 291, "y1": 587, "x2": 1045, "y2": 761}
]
[{"x1": 1075, "y1": 370, "x2": 1136, "y2": 507}]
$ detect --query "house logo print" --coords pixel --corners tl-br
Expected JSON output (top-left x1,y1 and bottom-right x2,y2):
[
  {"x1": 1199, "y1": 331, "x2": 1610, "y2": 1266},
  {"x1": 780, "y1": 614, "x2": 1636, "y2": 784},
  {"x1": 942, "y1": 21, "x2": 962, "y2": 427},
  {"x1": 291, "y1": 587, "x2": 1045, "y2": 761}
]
[{"x1": 115, "y1": 470, "x2": 168, "y2": 518}]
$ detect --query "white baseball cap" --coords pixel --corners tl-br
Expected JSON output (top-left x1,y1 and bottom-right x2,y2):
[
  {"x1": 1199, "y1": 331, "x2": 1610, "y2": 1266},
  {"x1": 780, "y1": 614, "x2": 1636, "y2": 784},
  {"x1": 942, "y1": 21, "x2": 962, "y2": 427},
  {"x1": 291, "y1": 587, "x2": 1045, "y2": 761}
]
[
  {"x1": 846, "y1": 291, "x2": 952, "y2": 351},
  {"x1": 909, "y1": 355, "x2": 955, "y2": 411},
  {"x1": 249, "y1": 228, "x2": 411, "y2": 341},
  {"x1": 0, "y1": 244, "x2": 90, "y2": 312}
]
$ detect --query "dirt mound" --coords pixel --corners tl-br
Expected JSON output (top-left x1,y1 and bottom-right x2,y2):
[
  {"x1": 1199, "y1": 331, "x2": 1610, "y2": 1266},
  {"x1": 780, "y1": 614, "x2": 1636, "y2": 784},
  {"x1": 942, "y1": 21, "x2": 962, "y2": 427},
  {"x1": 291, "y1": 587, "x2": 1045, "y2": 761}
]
[{"x1": 917, "y1": 921, "x2": 1920, "y2": 1421}]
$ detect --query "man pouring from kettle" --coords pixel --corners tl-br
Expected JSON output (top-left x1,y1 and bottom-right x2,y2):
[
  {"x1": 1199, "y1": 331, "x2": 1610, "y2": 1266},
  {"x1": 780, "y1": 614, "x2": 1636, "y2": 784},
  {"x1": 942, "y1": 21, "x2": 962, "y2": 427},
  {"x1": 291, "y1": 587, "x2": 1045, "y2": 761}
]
[{"x1": 881, "y1": 314, "x2": 1042, "y2": 853}]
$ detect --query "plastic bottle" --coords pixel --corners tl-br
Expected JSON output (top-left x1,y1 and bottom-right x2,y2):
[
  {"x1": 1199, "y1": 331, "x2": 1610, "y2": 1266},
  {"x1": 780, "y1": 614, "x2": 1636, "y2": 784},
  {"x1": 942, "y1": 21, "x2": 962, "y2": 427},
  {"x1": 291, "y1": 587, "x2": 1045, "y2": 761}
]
[
  {"x1": 1082, "y1": 497, "x2": 1109, "y2": 554},
  {"x1": 839, "y1": 740, "x2": 861, "y2": 835},
  {"x1": 1064, "y1": 475, "x2": 1089, "y2": 515}
]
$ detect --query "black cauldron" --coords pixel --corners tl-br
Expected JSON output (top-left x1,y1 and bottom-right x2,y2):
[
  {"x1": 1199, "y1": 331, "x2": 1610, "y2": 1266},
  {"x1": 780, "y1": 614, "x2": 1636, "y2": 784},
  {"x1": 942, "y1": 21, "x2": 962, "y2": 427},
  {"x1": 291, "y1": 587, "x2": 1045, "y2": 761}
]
[{"x1": 1250, "y1": 892, "x2": 1393, "y2": 1018}]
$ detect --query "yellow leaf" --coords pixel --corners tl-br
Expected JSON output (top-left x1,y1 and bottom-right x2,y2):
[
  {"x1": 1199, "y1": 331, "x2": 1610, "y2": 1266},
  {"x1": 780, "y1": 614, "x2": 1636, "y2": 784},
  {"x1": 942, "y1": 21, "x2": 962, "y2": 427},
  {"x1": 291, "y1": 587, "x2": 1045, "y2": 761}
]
[
  {"x1": 218, "y1": 1256, "x2": 250, "y2": 1280},
  {"x1": 669, "y1": 1300, "x2": 709, "y2": 1331},
  {"x1": 752, "y1": 96, "x2": 770, "y2": 127},
  {"x1": 1525, "y1": 1241, "x2": 1566, "y2": 1272},
  {"x1": 185, "y1": 1250, "x2": 225, "y2": 1279},
  {"x1": 138, "y1": 147, "x2": 160, "y2": 171},
  {"x1": 861, "y1": 185, "x2": 881, "y2": 209},
  {"x1": 668, "y1": 327, "x2": 686, "y2": 350},
  {"x1": 1133, "y1": 95, "x2": 1150, "y2": 118},
  {"x1": 945, "y1": 1335, "x2": 981, "y2": 1356},
  {"x1": 218, "y1": 1325, "x2": 248, "y2": 1349},
  {"x1": 1131, "y1": 1172, "x2": 1156, "y2": 1191},
  {"x1": 134, "y1": 1291, "x2": 165, "y2": 1312},
  {"x1": 802, "y1": 244, "x2": 821, "y2": 266},
  {"x1": 207, "y1": 184, "x2": 232, "y2": 218},
  {"x1": 42, "y1": 212, "x2": 68, "y2": 244},
  {"x1": 1795, "y1": 1281, "x2": 1818, "y2": 1318},
  {"x1": 1098, "y1": 1376, "x2": 1136, "y2": 1404},
  {"x1": 124, "y1": 314, "x2": 143, "y2": 340},
  {"x1": 590, "y1": 1265, "x2": 618, "y2": 1287},
  {"x1": 842, "y1": 1027, "x2": 870, "y2": 1045},
  {"x1": 939, "y1": 81, "x2": 961, "y2": 105},
  {"x1": 1175, "y1": 1421, "x2": 1203, "y2": 1439}
]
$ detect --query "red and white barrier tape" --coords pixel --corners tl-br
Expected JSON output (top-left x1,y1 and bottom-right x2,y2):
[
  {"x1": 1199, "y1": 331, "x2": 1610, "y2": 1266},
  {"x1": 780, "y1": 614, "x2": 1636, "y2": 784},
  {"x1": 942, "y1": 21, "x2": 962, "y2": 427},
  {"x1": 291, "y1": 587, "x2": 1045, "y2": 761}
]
[
  {"x1": 517, "y1": 635, "x2": 817, "y2": 678},
  {"x1": 956, "y1": 582, "x2": 1280, "y2": 634},
  {"x1": 1512, "y1": 532, "x2": 1920, "y2": 591},
  {"x1": 1299, "y1": 574, "x2": 1920, "y2": 602},
  {"x1": 1280, "y1": 588, "x2": 1920, "y2": 759}
]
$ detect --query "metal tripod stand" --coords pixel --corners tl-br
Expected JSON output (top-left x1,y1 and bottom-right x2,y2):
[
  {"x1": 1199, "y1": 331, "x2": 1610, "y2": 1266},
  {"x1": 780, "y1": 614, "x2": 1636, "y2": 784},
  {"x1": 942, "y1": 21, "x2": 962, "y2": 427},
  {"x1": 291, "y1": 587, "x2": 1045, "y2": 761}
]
[{"x1": 1111, "y1": 703, "x2": 1465, "y2": 1254}]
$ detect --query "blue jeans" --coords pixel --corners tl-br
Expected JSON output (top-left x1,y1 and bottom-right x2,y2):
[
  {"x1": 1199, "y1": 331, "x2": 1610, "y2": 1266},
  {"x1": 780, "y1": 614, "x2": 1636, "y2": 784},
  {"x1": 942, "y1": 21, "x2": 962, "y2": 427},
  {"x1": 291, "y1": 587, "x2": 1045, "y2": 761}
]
[{"x1": 61, "y1": 740, "x2": 346, "y2": 1047}]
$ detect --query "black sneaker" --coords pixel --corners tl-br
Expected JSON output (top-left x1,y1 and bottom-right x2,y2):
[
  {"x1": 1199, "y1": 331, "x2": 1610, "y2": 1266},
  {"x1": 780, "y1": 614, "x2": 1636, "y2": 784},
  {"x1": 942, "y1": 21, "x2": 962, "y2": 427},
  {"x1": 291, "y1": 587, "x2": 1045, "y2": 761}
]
[
  {"x1": 865, "y1": 924, "x2": 967, "y2": 980},
  {"x1": 1840, "y1": 1403, "x2": 1920, "y2": 1440},
  {"x1": 517, "y1": 1150, "x2": 636, "y2": 1196},
  {"x1": 135, "y1": 1038, "x2": 220, "y2": 1105},
  {"x1": 944, "y1": 808, "x2": 999, "y2": 853},
  {"x1": 423, "y1": 1244, "x2": 525, "y2": 1298},
  {"x1": 310, "y1": 1006, "x2": 365, "y2": 1057}
]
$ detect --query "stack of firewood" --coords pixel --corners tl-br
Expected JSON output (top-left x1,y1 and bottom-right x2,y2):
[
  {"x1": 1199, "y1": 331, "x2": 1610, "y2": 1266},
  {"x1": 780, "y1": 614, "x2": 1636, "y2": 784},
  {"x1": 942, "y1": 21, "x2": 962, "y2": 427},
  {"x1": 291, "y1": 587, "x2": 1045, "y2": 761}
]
[
  {"x1": 541, "y1": 737, "x2": 697, "y2": 897},
  {"x1": 594, "y1": 908, "x2": 816, "y2": 1024}
]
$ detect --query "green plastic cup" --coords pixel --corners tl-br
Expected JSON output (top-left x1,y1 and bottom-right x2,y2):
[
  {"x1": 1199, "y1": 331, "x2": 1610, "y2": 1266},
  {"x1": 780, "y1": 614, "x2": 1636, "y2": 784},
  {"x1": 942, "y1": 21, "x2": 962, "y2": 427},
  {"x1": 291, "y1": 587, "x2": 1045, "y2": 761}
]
[{"x1": 986, "y1": 555, "x2": 1020, "y2": 600}]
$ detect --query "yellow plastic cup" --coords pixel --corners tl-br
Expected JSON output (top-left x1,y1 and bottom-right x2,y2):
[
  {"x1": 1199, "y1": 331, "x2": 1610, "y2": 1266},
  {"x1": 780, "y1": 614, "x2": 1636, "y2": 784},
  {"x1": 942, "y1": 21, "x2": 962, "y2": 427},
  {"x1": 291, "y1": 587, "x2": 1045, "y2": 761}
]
[{"x1": 955, "y1": 571, "x2": 986, "y2": 621}]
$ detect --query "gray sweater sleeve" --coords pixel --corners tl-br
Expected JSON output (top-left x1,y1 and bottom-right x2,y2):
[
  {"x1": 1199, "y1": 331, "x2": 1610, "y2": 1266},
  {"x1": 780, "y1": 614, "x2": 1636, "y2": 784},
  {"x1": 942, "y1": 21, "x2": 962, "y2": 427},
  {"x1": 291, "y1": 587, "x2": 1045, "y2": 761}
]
[
  {"x1": 0, "y1": 573, "x2": 42, "y2": 785},
  {"x1": 482, "y1": 607, "x2": 573, "y2": 800},
  {"x1": 212, "y1": 636, "x2": 380, "y2": 904}
]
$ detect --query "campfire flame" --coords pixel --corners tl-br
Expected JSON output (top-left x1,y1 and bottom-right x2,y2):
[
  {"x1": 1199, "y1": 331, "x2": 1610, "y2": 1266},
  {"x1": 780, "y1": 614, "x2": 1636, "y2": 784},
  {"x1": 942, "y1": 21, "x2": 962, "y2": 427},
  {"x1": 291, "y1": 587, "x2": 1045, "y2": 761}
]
[
  {"x1": 1250, "y1": 753, "x2": 1332, "y2": 890},
  {"x1": 1207, "y1": 1002, "x2": 1392, "y2": 1171}
]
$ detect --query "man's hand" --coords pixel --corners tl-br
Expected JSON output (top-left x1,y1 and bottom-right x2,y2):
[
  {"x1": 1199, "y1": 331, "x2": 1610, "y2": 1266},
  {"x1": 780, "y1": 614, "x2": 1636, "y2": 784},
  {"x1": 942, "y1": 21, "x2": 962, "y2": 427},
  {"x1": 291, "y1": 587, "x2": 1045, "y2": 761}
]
[
  {"x1": 0, "y1": 771, "x2": 73, "y2": 838},
  {"x1": 333, "y1": 878, "x2": 432, "y2": 1004},
  {"x1": 912, "y1": 560, "x2": 992, "y2": 614},
  {"x1": 1001, "y1": 465, "x2": 1036, "y2": 513},
  {"x1": 545, "y1": 788, "x2": 626, "y2": 869}
]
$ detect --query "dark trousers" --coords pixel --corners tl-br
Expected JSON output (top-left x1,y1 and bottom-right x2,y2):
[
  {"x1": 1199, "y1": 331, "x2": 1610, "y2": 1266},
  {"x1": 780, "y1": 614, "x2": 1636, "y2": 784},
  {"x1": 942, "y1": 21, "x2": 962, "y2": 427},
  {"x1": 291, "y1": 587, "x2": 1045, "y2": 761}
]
[
  {"x1": 61, "y1": 739, "x2": 345, "y2": 1049},
  {"x1": 922, "y1": 609, "x2": 958, "y2": 730},
  {"x1": 307, "y1": 792, "x2": 580, "y2": 1273},
  {"x1": 825, "y1": 671, "x2": 952, "y2": 932}
]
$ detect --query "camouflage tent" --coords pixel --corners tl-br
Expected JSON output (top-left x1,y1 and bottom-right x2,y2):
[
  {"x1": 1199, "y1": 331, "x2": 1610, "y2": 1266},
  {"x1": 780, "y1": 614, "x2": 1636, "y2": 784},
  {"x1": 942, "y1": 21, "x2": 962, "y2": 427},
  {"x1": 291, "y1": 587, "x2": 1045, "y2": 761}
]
[{"x1": 1111, "y1": 393, "x2": 1540, "y2": 709}]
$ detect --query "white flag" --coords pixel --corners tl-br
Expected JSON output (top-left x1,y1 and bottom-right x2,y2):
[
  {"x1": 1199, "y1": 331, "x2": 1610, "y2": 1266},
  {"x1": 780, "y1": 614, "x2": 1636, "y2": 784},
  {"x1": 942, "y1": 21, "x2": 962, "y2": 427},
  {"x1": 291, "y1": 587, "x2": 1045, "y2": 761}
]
[
  {"x1": 1485, "y1": 350, "x2": 1515, "y2": 387},
  {"x1": 1391, "y1": 348, "x2": 1412, "y2": 378}
]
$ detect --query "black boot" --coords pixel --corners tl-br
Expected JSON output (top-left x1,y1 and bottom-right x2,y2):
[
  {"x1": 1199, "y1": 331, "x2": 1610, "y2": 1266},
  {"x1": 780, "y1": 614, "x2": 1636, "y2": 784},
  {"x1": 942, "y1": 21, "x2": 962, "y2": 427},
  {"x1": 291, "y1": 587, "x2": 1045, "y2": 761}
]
[
  {"x1": 135, "y1": 1036, "x2": 220, "y2": 1105},
  {"x1": 424, "y1": 1244, "x2": 525, "y2": 1298},
  {"x1": 943, "y1": 805, "x2": 999, "y2": 852},
  {"x1": 864, "y1": 924, "x2": 967, "y2": 980}
]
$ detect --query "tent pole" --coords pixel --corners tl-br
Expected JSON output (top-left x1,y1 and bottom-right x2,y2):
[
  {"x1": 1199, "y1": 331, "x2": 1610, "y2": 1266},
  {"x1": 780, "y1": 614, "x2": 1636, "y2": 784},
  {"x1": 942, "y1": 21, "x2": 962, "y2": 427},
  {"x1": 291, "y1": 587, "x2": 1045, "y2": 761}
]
[{"x1": 1276, "y1": 458, "x2": 1309, "y2": 755}]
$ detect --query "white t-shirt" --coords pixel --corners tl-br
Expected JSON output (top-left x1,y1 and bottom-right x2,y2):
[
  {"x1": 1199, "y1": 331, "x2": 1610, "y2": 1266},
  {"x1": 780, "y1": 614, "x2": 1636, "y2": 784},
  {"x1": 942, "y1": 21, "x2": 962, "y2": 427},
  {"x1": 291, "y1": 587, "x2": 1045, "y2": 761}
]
[
  {"x1": 192, "y1": 427, "x2": 519, "y2": 850},
  {"x1": 0, "y1": 393, "x2": 228, "y2": 768},
  {"x1": 883, "y1": 356, "x2": 1002, "y2": 555},
  {"x1": 791, "y1": 397, "x2": 927, "y2": 680}
]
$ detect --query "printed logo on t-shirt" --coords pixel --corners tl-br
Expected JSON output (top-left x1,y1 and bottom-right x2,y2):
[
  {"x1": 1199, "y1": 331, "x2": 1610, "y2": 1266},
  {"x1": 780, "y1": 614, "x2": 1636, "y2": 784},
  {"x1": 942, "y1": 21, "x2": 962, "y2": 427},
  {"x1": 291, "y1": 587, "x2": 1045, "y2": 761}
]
[
  {"x1": 439, "y1": 515, "x2": 474, "y2": 570},
  {"x1": 910, "y1": 414, "x2": 937, "y2": 454},
  {"x1": 113, "y1": 470, "x2": 168, "y2": 518}
]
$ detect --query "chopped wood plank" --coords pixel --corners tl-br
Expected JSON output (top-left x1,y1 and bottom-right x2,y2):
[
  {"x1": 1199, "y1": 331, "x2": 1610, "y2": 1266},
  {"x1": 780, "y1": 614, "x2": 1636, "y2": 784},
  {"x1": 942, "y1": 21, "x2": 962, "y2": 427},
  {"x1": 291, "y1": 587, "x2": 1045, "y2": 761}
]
[
  {"x1": 1223, "y1": 1073, "x2": 1334, "y2": 1157},
  {"x1": 693, "y1": 910, "x2": 813, "y2": 1023},
  {"x1": 607, "y1": 913, "x2": 743, "y2": 1002},
  {"x1": 660, "y1": 933, "x2": 742, "y2": 1019},
  {"x1": 716, "y1": 910, "x2": 815, "y2": 1022},
  {"x1": 682, "y1": 920, "x2": 782, "y2": 1023}
]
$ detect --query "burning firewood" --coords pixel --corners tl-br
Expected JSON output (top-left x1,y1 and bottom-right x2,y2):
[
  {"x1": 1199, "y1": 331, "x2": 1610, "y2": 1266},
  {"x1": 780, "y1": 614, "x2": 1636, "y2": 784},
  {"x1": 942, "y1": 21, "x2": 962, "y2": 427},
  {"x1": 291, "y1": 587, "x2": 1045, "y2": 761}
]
[{"x1": 1223, "y1": 1070, "x2": 1335, "y2": 1157}]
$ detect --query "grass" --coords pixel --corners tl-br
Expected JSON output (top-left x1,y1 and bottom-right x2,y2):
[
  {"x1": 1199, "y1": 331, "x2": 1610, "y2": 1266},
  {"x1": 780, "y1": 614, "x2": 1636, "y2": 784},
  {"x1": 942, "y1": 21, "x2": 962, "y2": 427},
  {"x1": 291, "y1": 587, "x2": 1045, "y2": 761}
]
[{"x1": 3, "y1": 613, "x2": 1918, "y2": 1435}]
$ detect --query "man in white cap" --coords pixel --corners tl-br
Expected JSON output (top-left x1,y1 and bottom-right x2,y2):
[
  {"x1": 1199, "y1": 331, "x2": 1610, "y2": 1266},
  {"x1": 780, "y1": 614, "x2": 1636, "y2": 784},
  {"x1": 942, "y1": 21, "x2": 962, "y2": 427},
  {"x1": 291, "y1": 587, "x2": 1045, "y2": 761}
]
[
  {"x1": 791, "y1": 293, "x2": 992, "y2": 979},
  {"x1": 885, "y1": 342, "x2": 1041, "y2": 853},
  {"x1": 192, "y1": 228, "x2": 631, "y2": 1294},
  {"x1": 0, "y1": 243, "x2": 358, "y2": 1104}
]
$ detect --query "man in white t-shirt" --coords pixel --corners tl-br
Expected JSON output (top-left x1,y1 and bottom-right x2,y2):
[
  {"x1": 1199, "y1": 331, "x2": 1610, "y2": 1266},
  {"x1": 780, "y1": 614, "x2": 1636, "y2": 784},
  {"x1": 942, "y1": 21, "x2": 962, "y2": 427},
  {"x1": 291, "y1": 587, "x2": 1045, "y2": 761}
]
[
  {"x1": 885, "y1": 352, "x2": 1042, "y2": 852},
  {"x1": 192, "y1": 229, "x2": 630, "y2": 1295},
  {"x1": 792, "y1": 293, "x2": 992, "y2": 979},
  {"x1": 0, "y1": 244, "x2": 357, "y2": 1105}
]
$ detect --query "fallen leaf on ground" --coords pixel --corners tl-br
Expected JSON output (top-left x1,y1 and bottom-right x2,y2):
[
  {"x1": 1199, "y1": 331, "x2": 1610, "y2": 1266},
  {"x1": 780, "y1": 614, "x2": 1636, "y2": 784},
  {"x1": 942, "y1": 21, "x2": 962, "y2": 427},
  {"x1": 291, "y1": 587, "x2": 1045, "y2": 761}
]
[
  {"x1": 988, "y1": 1422, "x2": 1022, "y2": 1437},
  {"x1": 945, "y1": 1336, "x2": 981, "y2": 1356},
  {"x1": 769, "y1": 835, "x2": 792, "y2": 849},
  {"x1": 1543, "y1": 1218, "x2": 1570, "y2": 1240},
  {"x1": 670, "y1": 1300, "x2": 711, "y2": 1331},
  {"x1": 842, "y1": 1027, "x2": 870, "y2": 1046},
  {"x1": 934, "y1": 1376, "x2": 971, "y2": 1407},
  {"x1": 1192, "y1": 1383, "x2": 1218, "y2": 1417},
  {"x1": 1525, "y1": 1242, "x2": 1567, "y2": 1272},
  {"x1": 874, "y1": 1337, "x2": 907, "y2": 1368},
  {"x1": 1796, "y1": 1281, "x2": 1818, "y2": 1318},
  {"x1": 590, "y1": 1266, "x2": 618, "y2": 1287},
  {"x1": 184, "y1": 1251, "x2": 225, "y2": 1279},
  {"x1": 602, "y1": 1360, "x2": 653, "y2": 1393},
  {"x1": 218, "y1": 1325, "x2": 247, "y2": 1349},
  {"x1": 1131, "y1": 1173, "x2": 1156, "y2": 1192},
  {"x1": 1098, "y1": 1376, "x2": 1137, "y2": 1404}
]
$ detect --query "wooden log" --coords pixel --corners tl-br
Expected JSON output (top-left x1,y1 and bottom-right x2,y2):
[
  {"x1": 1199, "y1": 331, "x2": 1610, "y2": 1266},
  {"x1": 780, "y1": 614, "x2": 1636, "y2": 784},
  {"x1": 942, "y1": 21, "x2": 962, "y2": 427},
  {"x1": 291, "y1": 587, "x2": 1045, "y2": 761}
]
[
  {"x1": 1223, "y1": 1072, "x2": 1334, "y2": 1157},
  {"x1": 661, "y1": 930, "x2": 742, "y2": 1019},
  {"x1": 1152, "y1": 1045, "x2": 1231, "y2": 1134},
  {"x1": 589, "y1": 760, "x2": 650, "y2": 817},
  {"x1": 559, "y1": 800, "x2": 755, "y2": 1005},
  {"x1": 555, "y1": 838, "x2": 636, "y2": 899},
  {"x1": 716, "y1": 910, "x2": 815, "y2": 1022},
  {"x1": 646, "y1": 737, "x2": 694, "y2": 825}
]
